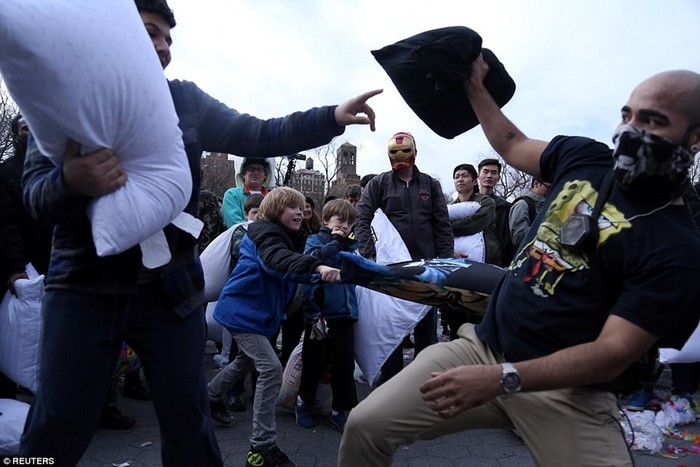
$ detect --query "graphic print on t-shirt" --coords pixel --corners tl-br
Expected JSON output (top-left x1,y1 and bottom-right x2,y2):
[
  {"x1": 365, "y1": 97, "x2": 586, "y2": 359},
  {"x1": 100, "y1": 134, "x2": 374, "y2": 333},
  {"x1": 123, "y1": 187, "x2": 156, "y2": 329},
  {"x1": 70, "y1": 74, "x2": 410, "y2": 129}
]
[{"x1": 511, "y1": 179, "x2": 630, "y2": 297}]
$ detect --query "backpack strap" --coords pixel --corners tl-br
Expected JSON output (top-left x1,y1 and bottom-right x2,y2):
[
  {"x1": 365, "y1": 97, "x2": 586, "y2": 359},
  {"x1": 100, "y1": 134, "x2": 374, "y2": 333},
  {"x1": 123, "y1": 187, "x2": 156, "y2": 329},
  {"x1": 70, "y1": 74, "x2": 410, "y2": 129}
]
[{"x1": 511, "y1": 196, "x2": 538, "y2": 223}]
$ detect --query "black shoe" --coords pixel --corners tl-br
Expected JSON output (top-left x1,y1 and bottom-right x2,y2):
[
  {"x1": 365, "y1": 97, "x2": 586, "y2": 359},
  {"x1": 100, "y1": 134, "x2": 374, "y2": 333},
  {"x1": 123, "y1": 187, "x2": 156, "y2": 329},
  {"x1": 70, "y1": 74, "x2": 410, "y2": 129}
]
[
  {"x1": 98, "y1": 406, "x2": 136, "y2": 430},
  {"x1": 122, "y1": 384, "x2": 151, "y2": 401},
  {"x1": 226, "y1": 393, "x2": 246, "y2": 412},
  {"x1": 246, "y1": 444, "x2": 296, "y2": 466},
  {"x1": 209, "y1": 399, "x2": 232, "y2": 425}
]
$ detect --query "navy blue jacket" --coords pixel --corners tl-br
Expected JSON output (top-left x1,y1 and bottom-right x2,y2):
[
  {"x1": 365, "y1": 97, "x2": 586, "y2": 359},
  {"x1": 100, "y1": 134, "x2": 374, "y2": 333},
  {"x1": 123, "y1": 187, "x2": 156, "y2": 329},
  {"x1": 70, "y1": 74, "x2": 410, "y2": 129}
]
[{"x1": 302, "y1": 227, "x2": 359, "y2": 322}]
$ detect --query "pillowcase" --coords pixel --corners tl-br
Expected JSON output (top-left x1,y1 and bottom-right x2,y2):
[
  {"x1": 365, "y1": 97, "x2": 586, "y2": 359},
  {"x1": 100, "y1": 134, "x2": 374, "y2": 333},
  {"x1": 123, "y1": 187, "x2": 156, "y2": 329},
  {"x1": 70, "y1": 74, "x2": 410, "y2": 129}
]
[
  {"x1": 0, "y1": 0, "x2": 192, "y2": 261},
  {"x1": 372, "y1": 26, "x2": 516, "y2": 139}
]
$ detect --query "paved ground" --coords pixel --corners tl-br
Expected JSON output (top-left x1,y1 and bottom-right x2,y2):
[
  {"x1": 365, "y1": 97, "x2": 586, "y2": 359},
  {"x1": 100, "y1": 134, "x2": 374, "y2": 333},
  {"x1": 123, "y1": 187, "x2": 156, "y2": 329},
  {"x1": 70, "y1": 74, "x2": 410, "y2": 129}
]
[{"x1": 66, "y1": 342, "x2": 700, "y2": 467}]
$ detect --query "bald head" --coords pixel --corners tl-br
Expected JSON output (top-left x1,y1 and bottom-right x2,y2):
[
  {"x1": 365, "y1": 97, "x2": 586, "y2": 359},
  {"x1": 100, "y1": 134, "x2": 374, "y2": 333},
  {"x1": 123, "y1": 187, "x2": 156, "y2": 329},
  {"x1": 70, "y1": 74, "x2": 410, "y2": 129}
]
[
  {"x1": 622, "y1": 70, "x2": 700, "y2": 150},
  {"x1": 635, "y1": 70, "x2": 700, "y2": 126}
]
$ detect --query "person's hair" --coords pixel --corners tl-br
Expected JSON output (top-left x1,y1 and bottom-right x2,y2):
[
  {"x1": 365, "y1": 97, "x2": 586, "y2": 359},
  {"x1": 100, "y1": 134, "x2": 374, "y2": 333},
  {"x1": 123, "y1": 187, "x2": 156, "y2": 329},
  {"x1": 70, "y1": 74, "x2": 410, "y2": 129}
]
[
  {"x1": 343, "y1": 184, "x2": 362, "y2": 199},
  {"x1": 257, "y1": 187, "x2": 305, "y2": 222},
  {"x1": 453, "y1": 163, "x2": 477, "y2": 179},
  {"x1": 134, "y1": 0, "x2": 176, "y2": 28},
  {"x1": 360, "y1": 174, "x2": 377, "y2": 189},
  {"x1": 322, "y1": 199, "x2": 356, "y2": 224},
  {"x1": 244, "y1": 193, "x2": 265, "y2": 214},
  {"x1": 322, "y1": 195, "x2": 338, "y2": 206},
  {"x1": 241, "y1": 158, "x2": 269, "y2": 176},
  {"x1": 305, "y1": 196, "x2": 316, "y2": 210},
  {"x1": 478, "y1": 158, "x2": 502, "y2": 173}
]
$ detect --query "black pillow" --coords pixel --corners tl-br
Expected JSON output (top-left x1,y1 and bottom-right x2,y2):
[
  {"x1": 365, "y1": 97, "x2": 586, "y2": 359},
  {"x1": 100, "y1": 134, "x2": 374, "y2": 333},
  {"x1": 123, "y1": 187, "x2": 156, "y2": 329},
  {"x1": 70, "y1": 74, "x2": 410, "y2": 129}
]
[{"x1": 372, "y1": 26, "x2": 516, "y2": 139}]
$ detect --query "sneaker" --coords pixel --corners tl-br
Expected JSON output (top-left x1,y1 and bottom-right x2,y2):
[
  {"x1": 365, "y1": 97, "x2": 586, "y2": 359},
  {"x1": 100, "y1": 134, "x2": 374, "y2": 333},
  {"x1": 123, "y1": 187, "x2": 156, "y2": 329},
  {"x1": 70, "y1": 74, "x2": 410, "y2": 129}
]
[
  {"x1": 295, "y1": 398, "x2": 314, "y2": 429},
  {"x1": 209, "y1": 399, "x2": 232, "y2": 425},
  {"x1": 226, "y1": 393, "x2": 246, "y2": 412},
  {"x1": 328, "y1": 410, "x2": 348, "y2": 433},
  {"x1": 624, "y1": 388, "x2": 653, "y2": 411},
  {"x1": 98, "y1": 406, "x2": 136, "y2": 430},
  {"x1": 246, "y1": 444, "x2": 296, "y2": 466}
]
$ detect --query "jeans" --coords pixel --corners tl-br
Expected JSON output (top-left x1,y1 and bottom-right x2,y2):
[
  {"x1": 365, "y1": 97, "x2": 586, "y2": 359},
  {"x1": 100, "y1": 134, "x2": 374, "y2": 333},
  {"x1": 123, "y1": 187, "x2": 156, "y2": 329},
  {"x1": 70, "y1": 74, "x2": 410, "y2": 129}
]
[
  {"x1": 208, "y1": 332, "x2": 282, "y2": 448},
  {"x1": 20, "y1": 283, "x2": 222, "y2": 467}
]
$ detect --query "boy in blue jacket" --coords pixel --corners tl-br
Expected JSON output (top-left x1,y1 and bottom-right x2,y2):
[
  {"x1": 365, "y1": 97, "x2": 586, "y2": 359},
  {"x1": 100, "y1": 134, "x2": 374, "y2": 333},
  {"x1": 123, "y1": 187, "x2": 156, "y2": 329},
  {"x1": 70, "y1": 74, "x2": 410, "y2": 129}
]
[
  {"x1": 295, "y1": 199, "x2": 359, "y2": 433},
  {"x1": 209, "y1": 187, "x2": 340, "y2": 467}
]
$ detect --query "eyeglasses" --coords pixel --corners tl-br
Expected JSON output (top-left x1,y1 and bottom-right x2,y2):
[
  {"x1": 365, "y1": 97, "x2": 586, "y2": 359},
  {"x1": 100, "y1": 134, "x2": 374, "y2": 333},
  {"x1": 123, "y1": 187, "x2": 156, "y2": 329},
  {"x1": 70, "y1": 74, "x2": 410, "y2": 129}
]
[{"x1": 246, "y1": 166, "x2": 266, "y2": 174}]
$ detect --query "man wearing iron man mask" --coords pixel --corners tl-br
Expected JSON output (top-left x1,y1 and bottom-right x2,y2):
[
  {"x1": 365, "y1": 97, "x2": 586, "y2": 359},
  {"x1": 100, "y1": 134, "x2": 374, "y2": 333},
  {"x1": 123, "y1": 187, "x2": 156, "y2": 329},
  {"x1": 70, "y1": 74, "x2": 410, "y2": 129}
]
[{"x1": 354, "y1": 131, "x2": 454, "y2": 385}]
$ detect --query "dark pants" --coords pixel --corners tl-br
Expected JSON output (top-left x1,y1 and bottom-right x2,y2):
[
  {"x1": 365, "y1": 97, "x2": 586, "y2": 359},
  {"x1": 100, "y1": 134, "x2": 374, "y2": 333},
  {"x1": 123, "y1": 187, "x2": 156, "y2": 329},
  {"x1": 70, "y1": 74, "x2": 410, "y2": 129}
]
[
  {"x1": 298, "y1": 319, "x2": 357, "y2": 412},
  {"x1": 280, "y1": 310, "x2": 305, "y2": 366},
  {"x1": 413, "y1": 307, "x2": 438, "y2": 353},
  {"x1": 0, "y1": 371, "x2": 16, "y2": 399},
  {"x1": 379, "y1": 308, "x2": 438, "y2": 385},
  {"x1": 671, "y1": 362, "x2": 700, "y2": 395},
  {"x1": 20, "y1": 284, "x2": 222, "y2": 467}
]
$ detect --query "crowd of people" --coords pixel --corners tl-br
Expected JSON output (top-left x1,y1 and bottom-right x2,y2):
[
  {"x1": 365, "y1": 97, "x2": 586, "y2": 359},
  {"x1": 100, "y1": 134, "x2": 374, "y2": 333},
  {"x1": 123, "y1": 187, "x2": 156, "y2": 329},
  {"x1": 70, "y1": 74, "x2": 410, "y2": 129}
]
[{"x1": 0, "y1": 0, "x2": 699, "y2": 466}]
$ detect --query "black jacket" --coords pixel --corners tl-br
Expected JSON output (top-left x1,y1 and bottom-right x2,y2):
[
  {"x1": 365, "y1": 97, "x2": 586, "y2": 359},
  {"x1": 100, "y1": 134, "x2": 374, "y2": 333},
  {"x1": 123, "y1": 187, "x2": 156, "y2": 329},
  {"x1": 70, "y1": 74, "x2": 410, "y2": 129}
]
[
  {"x1": 355, "y1": 166, "x2": 453, "y2": 260},
  {"x1": 0, "y1": 152, "x2": 52, "y2": 293}
]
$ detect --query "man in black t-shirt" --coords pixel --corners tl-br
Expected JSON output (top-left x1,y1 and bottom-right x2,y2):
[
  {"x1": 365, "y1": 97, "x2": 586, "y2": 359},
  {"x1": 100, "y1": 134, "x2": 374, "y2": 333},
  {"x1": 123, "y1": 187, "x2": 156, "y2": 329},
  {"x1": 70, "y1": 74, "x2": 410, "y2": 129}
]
[{"x1": 339, "y1": 61, "x2": 700, "y2": 467}]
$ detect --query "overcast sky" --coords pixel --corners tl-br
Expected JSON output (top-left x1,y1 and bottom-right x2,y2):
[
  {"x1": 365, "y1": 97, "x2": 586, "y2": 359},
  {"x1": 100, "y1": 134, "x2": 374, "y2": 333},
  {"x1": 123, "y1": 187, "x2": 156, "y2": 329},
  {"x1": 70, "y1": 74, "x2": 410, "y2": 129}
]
[{"x1": 163, "y1": 0, "x2": 699, "y2": 188}]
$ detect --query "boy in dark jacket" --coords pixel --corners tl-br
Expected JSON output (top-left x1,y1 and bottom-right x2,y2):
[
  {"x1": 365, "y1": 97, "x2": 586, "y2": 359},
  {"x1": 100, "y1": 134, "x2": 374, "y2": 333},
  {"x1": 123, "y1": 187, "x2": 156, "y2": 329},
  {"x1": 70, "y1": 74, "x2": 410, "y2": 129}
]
[
  {"x1": 295, "y1": 199, "x2": 359, "y2": 433},
  {"x1": 209, "y1": 187, "x2": 340, "y2": 467}
]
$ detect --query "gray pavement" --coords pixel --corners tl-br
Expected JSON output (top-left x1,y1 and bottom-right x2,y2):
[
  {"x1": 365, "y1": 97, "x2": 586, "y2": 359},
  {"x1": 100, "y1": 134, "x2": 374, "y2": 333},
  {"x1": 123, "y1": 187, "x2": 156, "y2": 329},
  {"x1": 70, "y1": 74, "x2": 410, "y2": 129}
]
[{"x1": 67, "y1": 343, "x2": 700, "y2": 467}]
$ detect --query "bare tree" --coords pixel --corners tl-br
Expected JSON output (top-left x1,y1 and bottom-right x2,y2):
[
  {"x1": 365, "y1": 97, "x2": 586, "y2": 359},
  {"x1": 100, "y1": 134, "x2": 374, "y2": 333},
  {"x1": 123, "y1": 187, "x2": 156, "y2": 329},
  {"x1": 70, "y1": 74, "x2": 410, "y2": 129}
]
[
  {"x1": 274, "y1": 157, "x2": 289, "y2": 187},
  {"x1": 0, "y1": 81, "x2": 19, "y2": 162},
  {"x1": 312, "y1": 138, "x2": 342, "y2": 195}
]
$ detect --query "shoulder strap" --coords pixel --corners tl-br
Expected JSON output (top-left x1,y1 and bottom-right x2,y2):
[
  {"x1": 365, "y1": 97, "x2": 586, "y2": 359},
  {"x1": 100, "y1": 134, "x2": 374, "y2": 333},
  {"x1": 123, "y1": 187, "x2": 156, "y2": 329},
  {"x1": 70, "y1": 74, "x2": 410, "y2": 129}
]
[{"x1": 511, "y1": 196, "x2": 538, "y2": 223}]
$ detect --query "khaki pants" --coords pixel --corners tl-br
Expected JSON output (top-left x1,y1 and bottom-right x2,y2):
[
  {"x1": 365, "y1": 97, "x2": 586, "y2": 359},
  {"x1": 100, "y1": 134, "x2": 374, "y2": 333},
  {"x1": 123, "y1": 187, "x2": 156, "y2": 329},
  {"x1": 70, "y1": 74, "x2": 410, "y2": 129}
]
[{"x1": 338, "y1": 324, "x2": 632, "y2": 467}]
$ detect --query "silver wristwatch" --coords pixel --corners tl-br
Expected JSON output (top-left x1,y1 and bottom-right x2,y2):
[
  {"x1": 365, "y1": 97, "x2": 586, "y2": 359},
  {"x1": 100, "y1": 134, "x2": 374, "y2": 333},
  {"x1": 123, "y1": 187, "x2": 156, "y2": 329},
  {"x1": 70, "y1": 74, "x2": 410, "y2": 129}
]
[{"x1": 500, "y1": 362, "x2": 522, "y2": 395}]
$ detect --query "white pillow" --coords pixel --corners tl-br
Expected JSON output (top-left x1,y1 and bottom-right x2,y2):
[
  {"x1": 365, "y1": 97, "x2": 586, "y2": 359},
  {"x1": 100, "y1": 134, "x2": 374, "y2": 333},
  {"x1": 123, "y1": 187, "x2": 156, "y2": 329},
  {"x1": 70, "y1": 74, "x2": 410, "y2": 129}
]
[
  {"x1": 447, "y1": 201, "x2": 481, "y2": 221},
  {"x1": 0, "y1": 264, "x2": 43, "y2": 393},
  {"x1": 200, "y1": 222, "x2": 250, "y2": 303},
  {"x1": 0, "y1": 0, "x2": 193, "y2": 261},
  {"x1": 659, "y1": 322, "x2": 700, "y2": 364},
  {"x1": 0, "y1": 399, "x2": 30, "y2": 455}
]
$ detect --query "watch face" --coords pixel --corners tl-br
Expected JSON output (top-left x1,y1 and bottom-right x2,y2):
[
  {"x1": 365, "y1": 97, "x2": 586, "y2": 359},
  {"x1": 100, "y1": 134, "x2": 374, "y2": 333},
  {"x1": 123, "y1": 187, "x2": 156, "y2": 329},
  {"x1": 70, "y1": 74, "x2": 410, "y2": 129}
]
[{"x1": 502, "y1": 372, "x2": 521, "y2": 391}]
